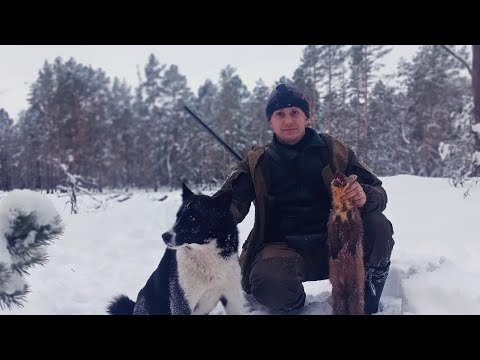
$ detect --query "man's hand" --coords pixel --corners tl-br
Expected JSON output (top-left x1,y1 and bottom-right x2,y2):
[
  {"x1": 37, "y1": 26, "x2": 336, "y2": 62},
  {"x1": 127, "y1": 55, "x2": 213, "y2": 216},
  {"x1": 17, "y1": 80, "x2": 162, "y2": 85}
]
[{"x1": 342, "y1": 181, "x2": 366, "y2": 208}]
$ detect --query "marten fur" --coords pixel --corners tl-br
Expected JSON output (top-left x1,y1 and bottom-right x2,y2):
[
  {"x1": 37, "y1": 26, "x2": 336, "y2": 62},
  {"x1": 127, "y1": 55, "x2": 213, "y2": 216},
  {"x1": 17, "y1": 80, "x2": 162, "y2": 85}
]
[{"x1": 327, "y1": 171, "x2": 365, "y2": 315}]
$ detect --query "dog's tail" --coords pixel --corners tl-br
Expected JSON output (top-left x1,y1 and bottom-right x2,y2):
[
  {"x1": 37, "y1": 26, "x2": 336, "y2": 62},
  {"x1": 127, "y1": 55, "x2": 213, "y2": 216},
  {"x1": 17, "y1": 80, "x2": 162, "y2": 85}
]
[{"x1": 107, "y1": 294, "x2": 136, "y2": 315}]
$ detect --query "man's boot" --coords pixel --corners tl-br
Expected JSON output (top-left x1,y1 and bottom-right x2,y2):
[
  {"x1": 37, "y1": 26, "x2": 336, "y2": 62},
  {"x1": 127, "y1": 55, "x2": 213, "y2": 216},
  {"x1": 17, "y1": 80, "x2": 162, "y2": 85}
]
[{"x1": 364, "y1": 262, "x2": 390, "y2": 315}]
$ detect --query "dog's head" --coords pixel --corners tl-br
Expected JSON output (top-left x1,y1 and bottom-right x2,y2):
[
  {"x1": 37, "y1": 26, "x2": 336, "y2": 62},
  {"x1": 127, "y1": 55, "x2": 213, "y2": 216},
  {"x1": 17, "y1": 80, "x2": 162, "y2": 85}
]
[{"x1": 161, "y1": 183, "x2": 233, "y2": 249}]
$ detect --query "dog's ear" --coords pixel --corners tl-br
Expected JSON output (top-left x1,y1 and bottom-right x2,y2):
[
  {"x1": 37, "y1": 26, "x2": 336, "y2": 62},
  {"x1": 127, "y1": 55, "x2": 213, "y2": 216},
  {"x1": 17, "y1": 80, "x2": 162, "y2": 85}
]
[
  {"x1": 182, "y1": 182, "x2": 194, "y2": 200},
  {"x1": 214, "y1": 190, "x2": 232, "y2": 209}
]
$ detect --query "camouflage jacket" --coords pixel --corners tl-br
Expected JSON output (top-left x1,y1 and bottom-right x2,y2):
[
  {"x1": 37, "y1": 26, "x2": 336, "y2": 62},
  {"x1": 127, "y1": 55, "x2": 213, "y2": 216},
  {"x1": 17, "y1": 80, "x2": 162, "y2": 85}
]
[{"x1": 215, "y1": 129, "x2": 387, "y2": 293}]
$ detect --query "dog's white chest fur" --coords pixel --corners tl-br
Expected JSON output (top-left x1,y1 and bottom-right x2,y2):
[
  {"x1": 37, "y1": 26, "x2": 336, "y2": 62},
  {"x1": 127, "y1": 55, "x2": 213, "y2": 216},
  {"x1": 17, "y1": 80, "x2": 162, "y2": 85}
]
[{"x1": 175, "y1": 239, "x2": 243, "y2": 315}]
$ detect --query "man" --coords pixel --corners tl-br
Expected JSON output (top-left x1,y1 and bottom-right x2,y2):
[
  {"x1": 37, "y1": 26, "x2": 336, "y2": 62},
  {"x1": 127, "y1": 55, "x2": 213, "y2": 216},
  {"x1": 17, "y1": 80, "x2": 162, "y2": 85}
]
[{"x1": 215, "y1": 83, "x2": 394, "y2": 314}]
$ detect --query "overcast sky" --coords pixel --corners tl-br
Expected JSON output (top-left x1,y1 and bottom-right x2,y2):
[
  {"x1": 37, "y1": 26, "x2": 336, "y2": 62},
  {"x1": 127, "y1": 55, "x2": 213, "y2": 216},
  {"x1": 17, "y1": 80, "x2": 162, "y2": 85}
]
[{"x1": 0, "y1": 45, "x2": 420, "y2": 119}]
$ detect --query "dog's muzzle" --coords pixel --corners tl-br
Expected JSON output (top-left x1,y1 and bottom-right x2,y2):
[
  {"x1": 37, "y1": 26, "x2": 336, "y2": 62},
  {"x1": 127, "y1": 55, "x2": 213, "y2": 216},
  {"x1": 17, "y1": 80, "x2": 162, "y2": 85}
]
[{"x1": 162, "y1": 231, "x2": 175, "y2": 246}]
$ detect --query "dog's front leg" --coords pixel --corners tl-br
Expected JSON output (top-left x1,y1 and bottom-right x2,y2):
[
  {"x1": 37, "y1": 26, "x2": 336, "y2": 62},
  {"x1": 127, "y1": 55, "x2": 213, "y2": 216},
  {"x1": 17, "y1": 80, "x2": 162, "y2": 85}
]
[{"x1": 220, "y1": 289, "x2": 246, "y2": 315}]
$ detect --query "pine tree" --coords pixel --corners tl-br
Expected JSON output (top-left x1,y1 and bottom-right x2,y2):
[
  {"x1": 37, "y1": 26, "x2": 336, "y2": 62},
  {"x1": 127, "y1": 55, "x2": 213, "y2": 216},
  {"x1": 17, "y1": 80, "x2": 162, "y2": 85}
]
[
  {"x1": 368, "y1": 80, "x2": 407, "y2": 175},
  {"x1": 245, "y1": 80, "x2": 271, "y2": 146},
  {"x1": 398, "y1": 45, "x2": 471, "y2": 176},
  {"x1": 0, "y1": 190, "x2": 64, "y2": 310},
  {"x1": 192, "y1": 80, "x2": 219, "y2": 186},
  {"x1": 0, "y1": 109, "x2": 13, "y2": 190},
  {"x1": 439, "y1": 99, "x2": 474, "y2": 183},
  {"x1": 137, "y1": 54, "x2": 166, "y2": 190},
  {"x1": 473, "y1": 45, "x2": 480, "y2": 176},
  {"x1": 439, "y1": 45, "x2": 480, "y2": 178},
  {"x1": 316, "y1": 45, "x2": 348, "y2": 134},
  {"x1": 158, "y1": 64, "x2": 195, "y2": 189},
  {"x1": 349, "y1": 45, "x2": 392, "y2": 163},
  {"x1": 214, "y1": 66, "x2": 250, "y2": 172},
  {"x1": 108, "y1": 78, "x2": 135, "y2": 189},
  {"x1": 292, "y1": 46, "x2": 322, "y2": 130}
]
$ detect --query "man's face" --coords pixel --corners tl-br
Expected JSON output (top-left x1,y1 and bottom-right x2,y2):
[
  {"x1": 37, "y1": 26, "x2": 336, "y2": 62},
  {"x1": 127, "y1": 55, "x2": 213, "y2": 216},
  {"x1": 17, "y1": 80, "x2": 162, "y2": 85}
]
[{"x1": 268, "y1": 107, "x2": 308, "y2": 145}]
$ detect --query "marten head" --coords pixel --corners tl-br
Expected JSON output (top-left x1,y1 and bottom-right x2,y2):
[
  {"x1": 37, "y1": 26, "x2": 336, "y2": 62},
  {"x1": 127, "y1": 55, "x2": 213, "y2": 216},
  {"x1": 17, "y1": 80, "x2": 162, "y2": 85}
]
[
  {"x1": 331, "y1": 171, "x2": 358, "y2": 209},
  {"x1": 332, "y1": 171, "x2": 357, "y2": 189}
]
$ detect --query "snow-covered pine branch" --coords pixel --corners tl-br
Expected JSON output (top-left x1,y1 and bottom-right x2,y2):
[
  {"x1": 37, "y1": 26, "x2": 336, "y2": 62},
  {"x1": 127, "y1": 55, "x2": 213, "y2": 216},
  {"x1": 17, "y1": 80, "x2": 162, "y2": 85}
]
[{"x1": 0, "y1": 190, "x2": 64, "y2": 310}]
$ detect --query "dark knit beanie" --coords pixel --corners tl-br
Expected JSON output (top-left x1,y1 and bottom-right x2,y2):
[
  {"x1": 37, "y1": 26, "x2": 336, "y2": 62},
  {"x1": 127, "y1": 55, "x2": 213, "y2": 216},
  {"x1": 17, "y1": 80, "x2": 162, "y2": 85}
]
[{"x1": 265, "y1": 83, "x2": 310, "y2": 120}]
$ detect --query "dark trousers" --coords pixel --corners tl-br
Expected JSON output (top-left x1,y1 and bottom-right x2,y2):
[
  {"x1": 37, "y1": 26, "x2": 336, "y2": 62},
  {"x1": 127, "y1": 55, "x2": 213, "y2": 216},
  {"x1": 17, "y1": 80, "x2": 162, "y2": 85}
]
[{"x1": 248, "y1": 212, "x2": 395, "y2": 312}]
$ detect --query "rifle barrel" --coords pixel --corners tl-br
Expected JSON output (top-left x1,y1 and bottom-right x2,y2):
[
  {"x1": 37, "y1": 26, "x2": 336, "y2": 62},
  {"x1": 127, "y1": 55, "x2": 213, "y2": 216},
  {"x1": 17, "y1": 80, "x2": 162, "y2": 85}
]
[{"x1": 184, "y1": 105, "x2": 243, "y2": 162}]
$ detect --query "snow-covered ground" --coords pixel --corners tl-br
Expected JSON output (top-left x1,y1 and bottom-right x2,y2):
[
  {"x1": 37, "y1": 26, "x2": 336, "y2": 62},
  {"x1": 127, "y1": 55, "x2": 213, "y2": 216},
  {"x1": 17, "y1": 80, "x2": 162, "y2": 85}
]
[{"x1": 1, "y1": 175, "x2": 479, "y2": 315}]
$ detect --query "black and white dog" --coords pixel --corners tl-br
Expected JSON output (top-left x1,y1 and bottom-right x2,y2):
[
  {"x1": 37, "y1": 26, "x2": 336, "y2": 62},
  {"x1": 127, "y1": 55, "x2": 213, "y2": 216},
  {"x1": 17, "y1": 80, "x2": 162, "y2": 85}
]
[{"x1": 107, "y1": 184, "x2": 245, "y2": 315}]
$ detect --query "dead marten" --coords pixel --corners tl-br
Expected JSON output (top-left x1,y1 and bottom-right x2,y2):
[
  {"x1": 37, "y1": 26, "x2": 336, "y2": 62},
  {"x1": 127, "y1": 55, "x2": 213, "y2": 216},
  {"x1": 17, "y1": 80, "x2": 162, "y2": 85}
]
[{"x1": 327, "y1": 170, "x2": 365, "y2": 315}]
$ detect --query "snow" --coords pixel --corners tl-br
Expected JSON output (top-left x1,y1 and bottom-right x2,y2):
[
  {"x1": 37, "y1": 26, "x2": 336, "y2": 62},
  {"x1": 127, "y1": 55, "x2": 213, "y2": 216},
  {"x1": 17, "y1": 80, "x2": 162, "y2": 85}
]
[
  {"x1": 438, "y1": 142, "x2": 454, "y2": 161},
  {"x1": 0, "y1": 189, "x2": 60, "y2": 227},
  {"x1": 1, "y1": 175, "x2": 480, "y2": 315},
  {"x1": 473, "y1": 151, "x2": 480, "y2": 166},
  {"x1": 472, "y1": 122, "x2": 480, "y2": 135},
  {"x1": 1, "y1": 272, "x2": 26, "y2": 295}
]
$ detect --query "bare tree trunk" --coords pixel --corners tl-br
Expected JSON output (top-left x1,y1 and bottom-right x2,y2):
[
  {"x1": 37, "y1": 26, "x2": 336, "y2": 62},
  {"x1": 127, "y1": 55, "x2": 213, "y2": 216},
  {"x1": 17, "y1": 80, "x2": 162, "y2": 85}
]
[
  {"x1": 362, "y1": 46, "x2": 370, "y2": 163},
  {"x1": 311, "y1": 67, "x2": 318, "y2": 130},
  {"x1": 327, "y1": 53, "x2": 332, "y2": 134},
  {"x1": 472, "y1": 45, "x2": 480, "y2": 176},
  {"x1": 73, "y1": 96, "x2": 83, "y2": 176},
  {"x1": 363, "y1": 66, "x2": 369, "y2": 162}
]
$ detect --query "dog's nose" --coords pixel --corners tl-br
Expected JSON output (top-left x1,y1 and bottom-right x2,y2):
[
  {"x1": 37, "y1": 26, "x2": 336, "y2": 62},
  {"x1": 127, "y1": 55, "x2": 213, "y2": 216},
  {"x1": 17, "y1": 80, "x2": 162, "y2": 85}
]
[{"x1": 162, "y1": 232, "x2": 173, "y2": 243}]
